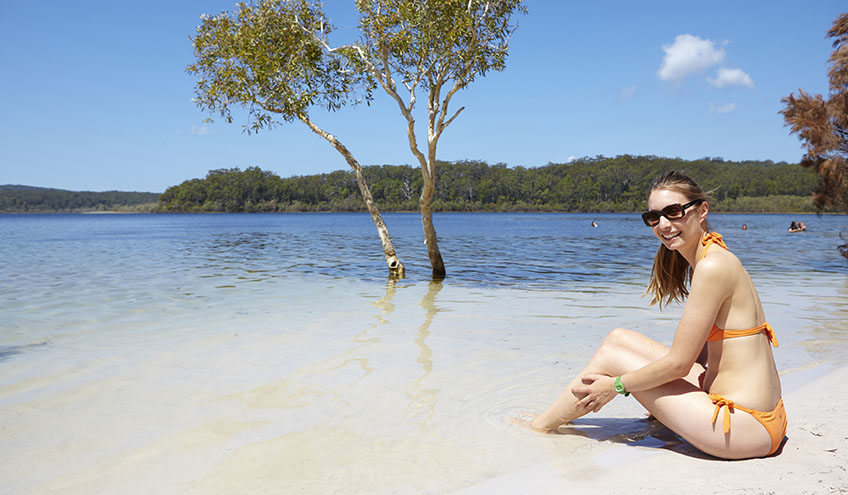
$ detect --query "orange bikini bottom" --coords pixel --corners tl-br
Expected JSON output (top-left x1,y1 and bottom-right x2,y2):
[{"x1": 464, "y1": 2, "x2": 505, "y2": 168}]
[{"x1": 709, "y1": 394, "x2": 787, "y2": 455}]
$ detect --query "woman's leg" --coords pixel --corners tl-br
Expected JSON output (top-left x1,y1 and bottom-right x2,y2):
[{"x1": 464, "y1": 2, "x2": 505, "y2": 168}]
[
  {"x1": 531, "y1": 327, "x2": 672, "y2": 430},
  {"x1": 531, "y1": 327, "x2": 773, "y2": 459}
]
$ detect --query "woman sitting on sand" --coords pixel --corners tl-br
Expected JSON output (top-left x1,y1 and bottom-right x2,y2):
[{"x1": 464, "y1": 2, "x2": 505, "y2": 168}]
[{"x1": 527, "y1": 171, "x2": 786, "y2": 459}]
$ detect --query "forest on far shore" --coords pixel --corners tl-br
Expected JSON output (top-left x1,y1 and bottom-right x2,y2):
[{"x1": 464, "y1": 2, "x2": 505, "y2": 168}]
[
  {"x1": 155, "y1": 155, "x2": 825, "y2": 214},
  {"x1": 1, "y1": 155, "x2": 829, "y2": 214},
  {"x1": 0, "y1": 185, "x2": 159, "y2": 213}
]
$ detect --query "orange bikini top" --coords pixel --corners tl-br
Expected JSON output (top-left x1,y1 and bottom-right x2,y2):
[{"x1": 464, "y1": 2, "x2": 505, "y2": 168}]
[
  {"x1": 701, "y1": 232, "x2": 780, "y2": 347},
  {"x1": 700, "y1": 232, "x2": 728, "y2": 259},
  {"x1": 708, "y1": 322, "x2": 780, "y2": 347}
]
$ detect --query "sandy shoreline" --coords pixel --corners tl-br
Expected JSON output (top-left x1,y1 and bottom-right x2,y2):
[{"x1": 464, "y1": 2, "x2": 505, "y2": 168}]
[{"x1": 458, "y1": 365, "x2": 848, "y2": 495}]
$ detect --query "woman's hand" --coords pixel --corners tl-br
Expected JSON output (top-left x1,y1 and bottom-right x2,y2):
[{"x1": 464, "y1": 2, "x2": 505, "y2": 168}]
[{"x1": 572, "y1": 373, "x2": 618, "y2": 413}]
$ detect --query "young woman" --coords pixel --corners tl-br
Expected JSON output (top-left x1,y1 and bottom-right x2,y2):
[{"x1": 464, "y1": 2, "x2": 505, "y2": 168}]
[{"x1": 529, "y1": 171, "x2": 786, "y2": 459}]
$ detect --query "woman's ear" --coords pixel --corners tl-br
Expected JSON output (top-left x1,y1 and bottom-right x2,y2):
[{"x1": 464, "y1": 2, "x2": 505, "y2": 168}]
[{"x1": 699, "y1": 201, "x2": 710, "y2": 222}]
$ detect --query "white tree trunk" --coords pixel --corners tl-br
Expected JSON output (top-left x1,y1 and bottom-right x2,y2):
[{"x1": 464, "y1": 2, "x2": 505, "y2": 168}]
[
  {"x1": 420, "y1": 156, "x2": 445, "y2": 279},
  {"x1": 301, "y1": 115, "x2": 405, "y2": 278}
]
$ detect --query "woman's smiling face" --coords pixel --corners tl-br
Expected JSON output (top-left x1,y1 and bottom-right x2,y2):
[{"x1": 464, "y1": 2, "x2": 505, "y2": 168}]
[{"x1": 647, "y1": 188, "x2": 705, "y2": 250}]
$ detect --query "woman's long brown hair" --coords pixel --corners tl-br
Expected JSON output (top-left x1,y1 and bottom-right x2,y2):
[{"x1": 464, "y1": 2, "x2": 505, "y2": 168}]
[{"x1": 644, "y1": 171, "x2": 713, "y2": 309}]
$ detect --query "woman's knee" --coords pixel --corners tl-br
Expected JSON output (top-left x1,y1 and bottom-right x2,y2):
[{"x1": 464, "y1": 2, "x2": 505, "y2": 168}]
[
  {"x1": 598, "y1": 327, "x2": 666, "y2": 364},
  {"x1": 602, "y1": 327, "x2": 640, "y2": 347},
  {"x1": 593, "y1": 328, "x2": 639, "y2": 365}
]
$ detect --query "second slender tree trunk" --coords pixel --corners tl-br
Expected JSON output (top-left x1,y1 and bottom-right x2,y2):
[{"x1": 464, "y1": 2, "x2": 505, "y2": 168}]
[{"x1": 420, "y1": 163, "x2": 445, "y2": 279}]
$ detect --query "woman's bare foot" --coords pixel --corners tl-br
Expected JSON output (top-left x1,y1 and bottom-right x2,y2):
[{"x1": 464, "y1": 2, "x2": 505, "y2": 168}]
[{"x1": 509, "y1": 412, "x2": 555, "y2": 433}]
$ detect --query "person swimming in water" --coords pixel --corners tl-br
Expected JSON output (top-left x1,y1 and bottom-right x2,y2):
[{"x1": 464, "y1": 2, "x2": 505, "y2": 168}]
[{"x1": 524, "y1": 171, "x2": 786, "y2": 459}]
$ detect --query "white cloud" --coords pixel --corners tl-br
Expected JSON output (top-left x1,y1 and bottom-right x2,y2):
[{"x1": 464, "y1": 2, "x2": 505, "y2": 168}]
[
  {"x1": 709, "y1": 102, "x2": 736, "y2": 113},
  {"x1": 190, "y1": 125, "x2": 211, "y2": 135},
  {"x1": 619, "y1": 85, "x2": 637, "y2": 100},
  {"x1": 565, "y1": 156, "x2": 575, "y2": 163},
  {"x1": 657, "y1": 34, "x2": 725, "y2": 81},
  {"x1": 708, "y1": 67, "x2": 754, "y2": 88}
]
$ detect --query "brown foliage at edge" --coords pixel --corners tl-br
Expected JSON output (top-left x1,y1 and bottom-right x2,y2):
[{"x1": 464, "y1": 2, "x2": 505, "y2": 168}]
[{"x1": 781, "y1": 12, "x2": 848, "y2": 212}]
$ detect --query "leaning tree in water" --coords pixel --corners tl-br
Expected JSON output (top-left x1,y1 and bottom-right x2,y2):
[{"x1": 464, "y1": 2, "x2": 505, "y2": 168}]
[
  {"x1": 190, "y1": 0, "x2": 526, "y2": 279},
  {"x1": 188, "y1": 1, "x2": 405, "y2": 278},
  {"x1": 301, "y1": 0, "x2": 526, "y2": 278},
  {"x1": 781, "y1": 12, "x2": 848, "y2": 258}
]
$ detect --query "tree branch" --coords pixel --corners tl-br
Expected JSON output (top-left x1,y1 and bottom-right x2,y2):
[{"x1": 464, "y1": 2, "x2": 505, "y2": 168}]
[
  {"x1": 440, "y1": 106, "x2": 465, "y2": 137},
  {"x1": 436, "y1": 78, "x2": 463, "y2": 138},
  {"x1": 294, "y1": 13, "x2": 427, "y2": 170}
]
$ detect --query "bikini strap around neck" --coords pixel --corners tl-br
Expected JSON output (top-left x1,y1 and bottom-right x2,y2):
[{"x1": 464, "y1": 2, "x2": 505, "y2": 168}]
[{"x1": 700, "y1": 232, "x2": 727, "y2": 259}]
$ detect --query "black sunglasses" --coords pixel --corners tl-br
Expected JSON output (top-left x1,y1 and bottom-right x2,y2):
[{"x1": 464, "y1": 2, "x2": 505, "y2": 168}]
[{"x1": 641, "y1": 199, "x2": 704, "y2": 227}]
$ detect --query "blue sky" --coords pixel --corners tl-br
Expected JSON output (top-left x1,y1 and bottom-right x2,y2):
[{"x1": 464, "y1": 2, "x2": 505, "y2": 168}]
[{"x1": 1, "y1": 1, "x2": 844, "y2": 192}]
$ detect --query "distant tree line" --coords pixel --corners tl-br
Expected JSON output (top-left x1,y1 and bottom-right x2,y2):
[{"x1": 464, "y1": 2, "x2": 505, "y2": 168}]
[
  {"x1": 1, "y1": 156, "x2": 824, "y2": 214},
  {"x1": 156, "y1": 155, "x2": 823, "y2": 213},
  {"x1": 0, "y1": 186, "x2": 159, "y2": 213}
]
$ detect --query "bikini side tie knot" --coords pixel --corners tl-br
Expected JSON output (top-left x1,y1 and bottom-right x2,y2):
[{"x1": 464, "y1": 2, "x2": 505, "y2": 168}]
[
  {"x1": 709, "y1": 393, "x2": 735, "y2": 434},
  {"x1": 763, "y1": 323, "x2": 780, "y2": 347}
]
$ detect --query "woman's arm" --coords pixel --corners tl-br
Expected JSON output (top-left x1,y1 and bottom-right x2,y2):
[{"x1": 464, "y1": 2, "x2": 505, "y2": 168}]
[
  {"x1": 695, "y1": 342, "x2": 709, "y2": 367},
  {"x1": 576, "y1": 258, "x2": 732, "y2": 404}
]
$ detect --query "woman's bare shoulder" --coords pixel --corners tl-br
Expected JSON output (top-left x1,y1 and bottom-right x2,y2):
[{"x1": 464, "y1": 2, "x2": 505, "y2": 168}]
[{"x1": 693, "y1": 247, "x2": 744, "y2": 285}]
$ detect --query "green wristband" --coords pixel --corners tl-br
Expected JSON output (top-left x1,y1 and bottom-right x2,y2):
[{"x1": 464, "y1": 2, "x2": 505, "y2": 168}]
[{"x1": 614, "y1": 376, "x2": 630, "y2": 397}]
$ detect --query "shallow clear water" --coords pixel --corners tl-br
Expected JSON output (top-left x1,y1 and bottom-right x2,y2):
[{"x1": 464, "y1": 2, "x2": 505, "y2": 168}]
[{"x1": 1, "y1": 212, "x2": 846, "y2": 493}]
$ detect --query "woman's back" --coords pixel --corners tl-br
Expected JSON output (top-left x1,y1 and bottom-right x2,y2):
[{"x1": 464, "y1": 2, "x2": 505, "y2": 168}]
[{"x1": 698, "y1": 244, "x2": 781, "y2": 411}]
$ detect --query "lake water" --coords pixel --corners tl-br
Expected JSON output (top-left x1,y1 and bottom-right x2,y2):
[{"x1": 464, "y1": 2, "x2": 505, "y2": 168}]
[
  {"x1": 3, "y1": 212, "x2": 845, "y2": 288},
  {"x1": 1, "y1": 212, "x2": 847, "y2": 494}
]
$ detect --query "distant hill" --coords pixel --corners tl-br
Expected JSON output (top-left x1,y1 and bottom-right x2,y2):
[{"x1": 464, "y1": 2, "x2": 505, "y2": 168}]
[
  {"x1": 0, "y1": 184, "x2": 55, "y2": 191},
  {"x1": 0, "y1": 186, "x2": 161, "y2": 213}
]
